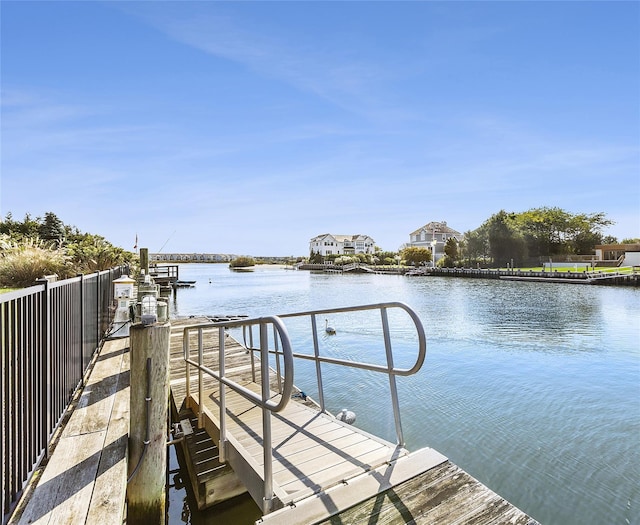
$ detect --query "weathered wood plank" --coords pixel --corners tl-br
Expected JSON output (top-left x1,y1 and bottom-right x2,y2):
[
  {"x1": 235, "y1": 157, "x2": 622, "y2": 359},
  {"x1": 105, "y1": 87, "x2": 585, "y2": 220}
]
[
  {"x1": 86, "y1": 342, "x2": 129, "y2": 525},
  {"x1": 16, "y1": 432, "x2": 105, "y2": 525},
  {"x1": 312, "y1": 460, "x2": 538, "y2": 525},
  {"x1": 15, "y1": 338, "x2": 129, "y2": 525},
  {"x1": 258, "y1": 447, "x2": 448, "y2": 525}
]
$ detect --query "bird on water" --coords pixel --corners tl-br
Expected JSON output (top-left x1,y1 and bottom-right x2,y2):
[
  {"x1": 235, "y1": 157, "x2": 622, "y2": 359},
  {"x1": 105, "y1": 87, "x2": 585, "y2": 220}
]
[{"x1": 325, "y1": 319, "x2": 336, "y2": 335}]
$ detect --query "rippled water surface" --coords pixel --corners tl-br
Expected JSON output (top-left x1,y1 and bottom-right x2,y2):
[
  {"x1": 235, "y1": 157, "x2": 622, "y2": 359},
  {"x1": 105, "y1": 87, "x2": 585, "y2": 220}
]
[{"x1": 167, "y1": 264, "x2": 640, "y2": 525}]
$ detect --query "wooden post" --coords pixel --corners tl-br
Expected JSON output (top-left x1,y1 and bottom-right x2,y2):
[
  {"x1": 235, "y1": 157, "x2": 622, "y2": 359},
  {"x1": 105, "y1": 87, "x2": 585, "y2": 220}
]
[
  {"x1": 127, "y1": 321, "x2": 170, "y2": 524},
  {"x1": 140, "y1": 248, "x2": 149, "y2": 276}
]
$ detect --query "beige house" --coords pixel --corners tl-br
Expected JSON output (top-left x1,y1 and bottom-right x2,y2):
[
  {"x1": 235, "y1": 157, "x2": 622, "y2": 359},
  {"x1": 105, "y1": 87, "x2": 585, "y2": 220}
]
[
  {"x1": 594, "y1": 243, "x2": 640, "y2": 267},
  {"x1": 408, "y1": 221, "x2": 463, "y2": 263},
  {"x1": 309, "y1": 234, "x2": 375, "y2": 257}
]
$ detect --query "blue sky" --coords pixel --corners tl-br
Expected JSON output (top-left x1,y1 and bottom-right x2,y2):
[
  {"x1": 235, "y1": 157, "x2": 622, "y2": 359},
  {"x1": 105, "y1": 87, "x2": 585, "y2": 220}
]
[{"x1": 2, "y1": 1, "x2": 638, "y2": 256}]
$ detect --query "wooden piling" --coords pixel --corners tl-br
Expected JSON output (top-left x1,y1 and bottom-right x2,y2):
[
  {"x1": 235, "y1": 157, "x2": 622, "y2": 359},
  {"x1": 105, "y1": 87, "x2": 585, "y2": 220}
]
[
  {"x1": 139, "y1": 248, "x2": 149, "y2": 276},
  {"x1": 127, "y1": 321, "x2": 170, "y2": 525}
]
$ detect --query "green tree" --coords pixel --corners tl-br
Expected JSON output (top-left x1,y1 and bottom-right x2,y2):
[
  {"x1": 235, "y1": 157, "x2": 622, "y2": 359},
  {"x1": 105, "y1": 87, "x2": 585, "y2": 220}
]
[
  {"x1": 513, "y1": 207, "x2": 612, "y2": 256},
  {"x1": 38, "y1": 212, "x2": 65, "y2": 245},
  {"x1": 401, "y1": 246, "x2": 431, "y2": 266},
  {"x1": 460, "y1": 228, "x2": 488, "y2": 266},
  {"x1": 0, "y1": 212, "x2": 40, "y2": 241},
  {"x1": 439, "y1": 238, "x2": 459, "y2": 268},
  {"x1": 444, "y1": 238, "x2": 458, "y2": 259},
  {"x1": 308, "y1": 250, "x2": 323, "y2": 264},
  {"x1": 486, "y1": 211, "x2": 527, "y2": 265}
]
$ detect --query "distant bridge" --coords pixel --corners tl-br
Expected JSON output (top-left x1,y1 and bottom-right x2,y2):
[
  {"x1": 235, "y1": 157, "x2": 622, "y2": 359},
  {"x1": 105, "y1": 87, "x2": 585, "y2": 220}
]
[{"x1": 150, "y1": 253, "x2": 233, "y2": 262}]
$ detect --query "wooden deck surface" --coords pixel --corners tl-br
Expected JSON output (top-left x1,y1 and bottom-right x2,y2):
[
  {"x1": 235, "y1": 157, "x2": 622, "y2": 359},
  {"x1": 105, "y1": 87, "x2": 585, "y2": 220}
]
[
  {"x1": 11, "y1": 338, "x2": 130, "y2": 525},
  {"x1": 190, "y1": 382, "x2": 422, "y2": 506}
]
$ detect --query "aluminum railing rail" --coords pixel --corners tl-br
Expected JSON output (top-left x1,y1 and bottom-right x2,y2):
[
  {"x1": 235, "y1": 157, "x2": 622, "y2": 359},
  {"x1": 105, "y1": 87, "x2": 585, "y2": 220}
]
[
  {"x1": 242, "y1": 302, "x2": 426, "y2": 447},
  {"x1": 182, "y1": 316, "x2": 294, "y2": 513}
]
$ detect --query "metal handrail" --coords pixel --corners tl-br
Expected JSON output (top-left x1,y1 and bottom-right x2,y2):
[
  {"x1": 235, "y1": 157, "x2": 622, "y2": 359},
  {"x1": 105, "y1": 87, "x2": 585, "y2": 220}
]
[
  {"x1": 243, "y1": 302, "x2": 426, "y2": 447},
  {"x1": 182, "y1": 316, "x2": 294, "y2": 513}
]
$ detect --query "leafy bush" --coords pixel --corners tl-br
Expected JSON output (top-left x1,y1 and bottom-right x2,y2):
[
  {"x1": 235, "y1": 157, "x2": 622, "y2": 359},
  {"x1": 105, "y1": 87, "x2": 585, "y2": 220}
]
[
  {"x1": 66, "y1": 234, "x2": 131, "y2": 273},
  {"x1": 229, "y1": 256, "x2": 256, "y2": 268}
]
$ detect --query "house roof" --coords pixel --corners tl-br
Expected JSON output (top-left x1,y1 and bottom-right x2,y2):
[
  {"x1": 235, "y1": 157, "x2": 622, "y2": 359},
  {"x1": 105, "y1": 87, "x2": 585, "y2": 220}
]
[
  {"x1": 410, "y1": 221, "x2": 462, "y2": 236},
  {"x1": 310, "y1": 233, "x2": 374, "y2": 243},
  {"x1": 595, "y1": 243, "x2": 640, "y2": 251}
]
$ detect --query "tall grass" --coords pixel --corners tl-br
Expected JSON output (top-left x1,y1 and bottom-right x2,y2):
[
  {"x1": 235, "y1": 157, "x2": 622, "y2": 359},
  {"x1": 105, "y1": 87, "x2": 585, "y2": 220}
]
[{"x1": 0, "y1": 238, "x2": 72, "y2": 287}]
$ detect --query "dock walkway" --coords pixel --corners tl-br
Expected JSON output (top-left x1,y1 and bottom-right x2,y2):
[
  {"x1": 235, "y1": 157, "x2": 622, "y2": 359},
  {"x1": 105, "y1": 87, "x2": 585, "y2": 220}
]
[
  {"x1": 169, "y1": 318, "x2": 539, "y2": 525},
  {"x1": 11, "y1": 338, "x2": 130, "y2": 525}
]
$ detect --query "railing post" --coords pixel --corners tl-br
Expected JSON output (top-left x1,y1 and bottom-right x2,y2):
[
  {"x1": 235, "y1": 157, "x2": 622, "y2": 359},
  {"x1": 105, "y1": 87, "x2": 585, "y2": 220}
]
[
  {"x1": 380, "y1": 307, "x2": 404, "y2": 446},
  {"x1": 198, "y1": 328, "x2": 204, "y2": 429},
  {"x1": 249, "y1": 326, "x2": 256, "y2": 382},
  {"x1": 273, "y1": 324, "x2": 282, "y2": 393},
  {"x1": 218, "y1": 326, "x2": 227, "y2": 463},
  {"x1": 310, "y1": 315, "x2": 325, "y2": 412},
  {"x1": 260, "y1": 320, "x2": 274, "y2": 514},
  {"x1": 183, "y1": 330, "x2": 190, "y2": 404},
  {"x1": 127, "y1": 321, "x2": 171, "y2": 525}
]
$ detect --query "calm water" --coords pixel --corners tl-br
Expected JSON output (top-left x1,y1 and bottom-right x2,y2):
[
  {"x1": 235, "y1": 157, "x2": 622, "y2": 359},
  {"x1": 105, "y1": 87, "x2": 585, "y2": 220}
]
[{"x1": 167, "y1": 264, "x2": 640, "y2": 525}]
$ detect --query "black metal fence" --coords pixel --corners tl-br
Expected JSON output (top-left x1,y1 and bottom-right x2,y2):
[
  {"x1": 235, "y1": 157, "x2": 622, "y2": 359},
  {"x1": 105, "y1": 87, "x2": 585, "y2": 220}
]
[{"x1": 1, "y1": 266, "x2": 128, "y2": 523}]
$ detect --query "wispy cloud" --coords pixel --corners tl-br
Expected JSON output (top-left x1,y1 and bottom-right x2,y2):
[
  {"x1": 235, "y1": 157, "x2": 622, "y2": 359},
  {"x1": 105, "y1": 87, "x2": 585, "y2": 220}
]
[{"x1": 124, "y1": 4, "x2": 404, "y2": 122}]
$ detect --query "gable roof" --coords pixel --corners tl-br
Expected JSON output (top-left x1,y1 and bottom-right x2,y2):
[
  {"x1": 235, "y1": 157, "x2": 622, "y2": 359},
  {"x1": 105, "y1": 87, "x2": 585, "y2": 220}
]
[
  {"x1": 310, "y1": 234, "x2": 374, "y2": 243},
  {"x1": 410, "y1": 221, "x2": 462, "y2": 237}
]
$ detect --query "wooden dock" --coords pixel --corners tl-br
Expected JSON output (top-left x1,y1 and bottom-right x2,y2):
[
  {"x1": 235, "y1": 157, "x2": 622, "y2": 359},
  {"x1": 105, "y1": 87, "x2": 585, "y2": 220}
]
[
  {"x1": 10, "y1": 337, "x2": 130, "y2": 525},
  {"x1": 10, "y1": 315, "x2": 539, "y2": 524},
  {"x1": 169, "y1": 318, "x2": 540, "y2": 525}
]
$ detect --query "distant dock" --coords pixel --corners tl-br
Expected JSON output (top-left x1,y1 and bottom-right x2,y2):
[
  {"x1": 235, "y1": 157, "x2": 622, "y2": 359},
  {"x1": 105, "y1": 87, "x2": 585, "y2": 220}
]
[{"x1": 299, "y1": 262, "x2": 639, "y2": 285}]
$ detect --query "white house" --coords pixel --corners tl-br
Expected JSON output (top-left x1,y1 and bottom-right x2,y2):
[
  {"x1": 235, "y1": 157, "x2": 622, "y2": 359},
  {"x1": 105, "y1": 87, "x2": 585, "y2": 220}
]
[
  {"x1": 408, "y1": 221, "x2": 463, "y2": 263},
  {"x1": 309, "y1": 234, "x2": 376, "y2": 257}
]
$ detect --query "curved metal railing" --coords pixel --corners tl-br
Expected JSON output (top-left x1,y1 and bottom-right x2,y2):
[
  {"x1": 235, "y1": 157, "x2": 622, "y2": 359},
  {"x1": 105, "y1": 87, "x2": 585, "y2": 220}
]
[
  {"x1": 182, "y1": 315, "x2": 294, "y2": 512},
  {"x1": 183, "y1": 302, "x2": 426, "y2": 512},
  {"x1": 242, "y1": 302, "x2": 426, "y2": 446}
]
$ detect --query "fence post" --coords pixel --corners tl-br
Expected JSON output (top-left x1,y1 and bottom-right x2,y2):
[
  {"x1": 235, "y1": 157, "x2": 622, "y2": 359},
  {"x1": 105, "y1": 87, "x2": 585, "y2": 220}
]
[
  {"x1": 127, "y1": 321, "x2": 171, "y2": 525},
  {"x1": 36, "y1": 278, "x2": 52, "y2": 458},
  {"x1": 95, "y1": 271, "x2": 101, "y2": 347},
  {"x1": 78, "y1": 274, "x2": 85, "y2": 384}
]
